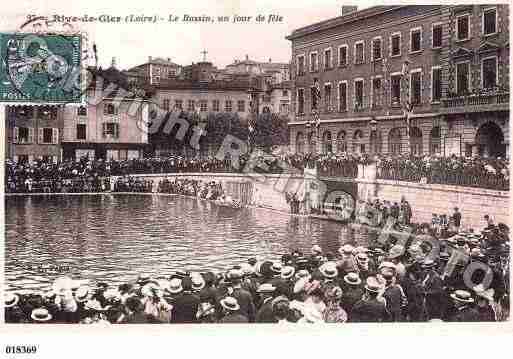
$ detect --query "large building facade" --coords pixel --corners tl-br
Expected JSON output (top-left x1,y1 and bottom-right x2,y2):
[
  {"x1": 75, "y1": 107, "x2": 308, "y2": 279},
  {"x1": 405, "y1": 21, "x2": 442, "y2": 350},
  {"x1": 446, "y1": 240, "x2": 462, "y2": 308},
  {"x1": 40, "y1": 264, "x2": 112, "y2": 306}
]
[{"x1": 287, "y1": 5, "x2": 509, "y2": 158}]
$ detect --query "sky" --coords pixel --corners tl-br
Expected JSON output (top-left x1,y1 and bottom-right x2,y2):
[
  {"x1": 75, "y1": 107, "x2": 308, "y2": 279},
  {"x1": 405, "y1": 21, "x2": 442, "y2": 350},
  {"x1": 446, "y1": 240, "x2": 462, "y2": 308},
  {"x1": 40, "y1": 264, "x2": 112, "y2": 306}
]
[
  {"x1": 0, "y1": 0, "x2": 499, "y2": 70},
  {"x1": 1, "y1": 0, "x2": 377, "y2": 70}
]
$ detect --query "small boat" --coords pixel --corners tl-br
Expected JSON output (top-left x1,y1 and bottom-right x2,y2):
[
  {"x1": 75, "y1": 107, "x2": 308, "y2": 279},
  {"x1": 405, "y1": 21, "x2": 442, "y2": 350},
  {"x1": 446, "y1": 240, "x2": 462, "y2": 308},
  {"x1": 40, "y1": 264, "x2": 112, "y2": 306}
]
[{"x1": 214, "y1": 195, "x2": 242, "y2": 209}]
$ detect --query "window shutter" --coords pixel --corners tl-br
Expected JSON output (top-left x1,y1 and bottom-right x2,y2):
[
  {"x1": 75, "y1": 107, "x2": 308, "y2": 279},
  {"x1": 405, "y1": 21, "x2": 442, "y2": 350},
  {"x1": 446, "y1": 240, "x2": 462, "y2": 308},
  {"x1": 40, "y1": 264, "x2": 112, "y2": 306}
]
[
  {"x1": 115, "y1": 124, "x2": 119, "y2": 138},
  {"x1": 28, "y1": 127, "x2": 35, "y2": 143},
  {"x1": 52, "y1": 128, "x2": 59, "y2": 144},
  {"x1": 53, "y1": 156, "x2": 58, "y2": 164},
  {"x1": 38, "y1": 128, "x2": 44, "y2": 144},
  {"x1": 13, "y1": 127, "x2": 19, "y2": 144},
  {"x1": 102, "y1": 123, "x2": 106, "y2": 138}
]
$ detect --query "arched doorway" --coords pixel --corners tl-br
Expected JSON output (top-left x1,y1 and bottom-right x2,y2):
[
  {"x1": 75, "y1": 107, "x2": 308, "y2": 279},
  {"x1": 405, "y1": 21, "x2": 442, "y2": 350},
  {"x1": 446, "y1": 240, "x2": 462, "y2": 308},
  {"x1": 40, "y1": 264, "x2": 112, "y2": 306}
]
[
  {"x1": 307, "y1": 132, "x2": 316, "y2": 153},
  {"x1": 388, "y1": 128, "x2": 402, "y2": 154},
  {"x1": 430, "y1": 126, "x2": 441, "y2": 154},
  {"x1": 410, "y1": 127, "x2": 423, "y2": 155},
  {"x1": 475, "y1": 122, "x2": 505, "y2": 157},
  {"x1": 296, "y1": 132, "x2": 305, "y2": 154},
  {"x1": 370, "y1": 130, "x2": 382, "y2": 154},
  {"x1": 352, "y1": 130, "x2": 365, "y2": 153},
  {"x1": 322, "y1": 131, "x2": 332, "y2": 154},
  {"x1": 336, "y1": 130, "x2": 347, "y2": 153}
]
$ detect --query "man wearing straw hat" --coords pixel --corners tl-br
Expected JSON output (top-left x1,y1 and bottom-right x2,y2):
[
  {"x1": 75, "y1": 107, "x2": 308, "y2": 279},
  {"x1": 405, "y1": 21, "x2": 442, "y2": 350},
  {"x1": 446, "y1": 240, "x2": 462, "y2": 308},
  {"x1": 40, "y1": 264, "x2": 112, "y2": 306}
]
[
  {"x1": 350, "y1": 277, "x2": 389, "y2": 322},
  {"x1": 446, "y1": 290, "x2": 479, "y2": 322},
  {"x1": 228, "y1": 269, "x2": 256, "y2": 323},
  {"x1": 219, "y1": 297, "x2": 248, "y2": 323}
]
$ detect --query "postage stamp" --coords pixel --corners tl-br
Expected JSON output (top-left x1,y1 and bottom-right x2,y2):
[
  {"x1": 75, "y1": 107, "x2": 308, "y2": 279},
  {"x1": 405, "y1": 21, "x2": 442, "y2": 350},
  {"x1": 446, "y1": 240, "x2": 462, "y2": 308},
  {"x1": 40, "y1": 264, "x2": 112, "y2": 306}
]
[{"x1": 0, "y1": 32, "x2": 82, "y2": 103}]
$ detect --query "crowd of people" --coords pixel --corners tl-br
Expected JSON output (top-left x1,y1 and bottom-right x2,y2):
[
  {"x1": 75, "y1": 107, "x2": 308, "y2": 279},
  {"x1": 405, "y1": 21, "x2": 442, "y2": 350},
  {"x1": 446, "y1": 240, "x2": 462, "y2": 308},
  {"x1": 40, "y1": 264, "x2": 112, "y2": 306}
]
[
  {"x1": 157, "y1": 178, "x2": 224, "y2": 200},
  {"x1": 5, "y1": 218, "x2": 509, "y2": 323},
  {"x1": 376, "y1": 154, "x2": 509, "y2": 191},
  {"x1": 4, "y1": 153, "x2": 510, "y2": 193}
]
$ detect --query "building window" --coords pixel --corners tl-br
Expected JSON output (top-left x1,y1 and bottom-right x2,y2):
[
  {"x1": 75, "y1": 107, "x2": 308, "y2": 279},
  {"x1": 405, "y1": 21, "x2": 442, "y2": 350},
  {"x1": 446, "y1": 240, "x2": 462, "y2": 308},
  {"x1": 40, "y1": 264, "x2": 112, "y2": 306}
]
[
  {"x1": 410, "y1": 28, "x2": 422, "y2": 52},
  {"x1": 370, "y1": 130, "x2": 381, "y2": 154},
  {"x1": 456, "y1": 62, "x2": 470, "y2": 95},
  {"x1": 336, "y1": 131, "x2": 347, "y2": 153},
  {"x1": 354, "y1": 79, "x2": 364, "y2": 109},
  {"x1": 355, "y1": 42, "x2": 364, "y2": 64},
  {"x1": 212, "y1": 99, "x2": 220, "y2": 112},
  {"x1": 77, "y1": 106, "x2": 87, "y2": 116},
  {"x1": 372, "y1": 77, "x2": 382, "y2": 108},
  {"x1": 76, "y1": 124, "x2": 86, "y2": 140},
  {"x1": 457, "y1": 15, "x2": 470, "y2": 41},
  {"x1": 175, "y1": 100, "x2": 183, "y2": 110},
  {"x1": 483, "y1": 8, "x2": 497, "y2": 35},
  {"x1": 169, "y1": 69, "x2": 176, "y2": 77},
  {"x1": 309, "y1": 52, "x2": 318, "y2": 72},
  {"x1": 102, "y1": 122, "x2": 119, "y2": 139},
  {"x1": 225, "y1": 100, "x2": 233, "y2": 112},
  {"x1": 237, "y1": 100, "x2": 245, "y2": 112},
  {"x1": 339, "y1": 45, "x2": 348, "y2": 66},
  {"x1": 187, "y1": 100, "x2": 195, "y2": 111},
  {"x1": 482, "y1": 57, "x2": 497, "y2": 89},
  {"x1": 410, "y1": 127, "x2": 423, "y2": 155},
  {"x1": 297, "y1": 55, "x2": 305, "y2": 76},
  {"x1": 14, "y1": 127, "x2": 34, "y2": 144},
  {"x1": 389, "y1": 128, "x2": 402, "y2": 154},
  {"x1": 410, "y1": 71, "x2": 422, "y2": 105},
  {"x1": 297, "y1": 88, "x2": 305, "y2": 115},
  {"x1": 391, "y1": 34, "x2": 401, "y2": 56},
  {"x1": 42, "y1": 128, "x2": 53, "y2": 144},
  {"x1": 324, "y1": 84, "x2": 332, "y2": 111},
  {"x1": 322, "y1": 131, "x2": 332, "y2": 154},
  {"x1": 282, "y1": 90, "x2": 288, "y2": 97},
  {"x1": 432, "y1": 67, "x2": 442, "y2": 102},
  {"x1": 296, "y1": 132, "x2": 305, "y2": 154},
  {"x1": 372, "y1": 38, "x2": 382, "y2": 61},
  {"x1": 338, "y1": 82, "x2": 347, "y2": 112},
  {"x1": 154, "y1": 76, "x2": 160, "y2": 83},
  {"x1": 104, "y1": 103, "x2": 117, "y2": 116},
  {"x1": 432, "y1": 24, "x2": 443, "y2": 48},
  {"x1": 324, "y1": 48, "x2": 332, "y2": 70},
  {"x1": 352, "y1": 130, "x2": 365, "y2": 153},
  {"x1": 430, "y1": 126, "x2": 441, "y2": 154},
  {"x1": 200, "y1": 100, "x2": 208, "y2": 112},
  {"x1": 163, "y1": 99, "x2": 170, "y2": 111},
  {"x1": 391, "y1": 75, "x2": 401, "y2": 104}
]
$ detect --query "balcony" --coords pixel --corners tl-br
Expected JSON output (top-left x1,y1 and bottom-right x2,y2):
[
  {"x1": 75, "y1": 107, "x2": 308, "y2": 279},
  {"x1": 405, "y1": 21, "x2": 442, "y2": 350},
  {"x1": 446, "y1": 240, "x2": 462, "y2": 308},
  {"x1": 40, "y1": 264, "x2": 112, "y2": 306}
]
[{"x1": 441, "y1": 91, "x2": 510, "y2": 114}]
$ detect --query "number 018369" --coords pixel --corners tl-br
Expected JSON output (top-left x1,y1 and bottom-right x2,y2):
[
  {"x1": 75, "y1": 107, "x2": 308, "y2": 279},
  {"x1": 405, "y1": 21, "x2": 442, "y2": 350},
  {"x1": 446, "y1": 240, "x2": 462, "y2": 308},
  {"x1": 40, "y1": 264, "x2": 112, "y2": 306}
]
[{"x1": 5, "y1": 345, "x2": 38, "y2": 354}]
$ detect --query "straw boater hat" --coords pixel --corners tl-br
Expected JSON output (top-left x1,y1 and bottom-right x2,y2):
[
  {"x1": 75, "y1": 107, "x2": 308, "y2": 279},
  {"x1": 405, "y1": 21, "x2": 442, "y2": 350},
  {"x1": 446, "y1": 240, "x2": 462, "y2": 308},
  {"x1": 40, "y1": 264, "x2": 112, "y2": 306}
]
[
  {"x1": 270, "y1": 262, "x2": 283, "y2": 275},
  {"x1": 136, "y1": 273, "x2": 152, "y2": 285},
  {"x1": 473, "y1": 284, "x2": 495, "y2": 302},
  {"x1": 220, "y1": 296, "x2": 240, "y2": 312},
  {"x1": 30, "y1": 308, "x2": 52, "y2": 322},
  {"x1": 450, "y1": 290, "x2": 474, "y2": 304},
  {"x1": 421, "y1": 259, "x2": 437, "y2": 269},
  {"x1": 239, "y1": 263, "x2": 254, "y2": 276},
  {"x1": 228, "y1": 269, "x2": 243, "y2": 280},
  {"x1": 378, "y1": 261, "x2": 397, "y2": 271},
  {"x1": 356, "y1": 252, "x2": 369, "y2": 264},
  {"x1": 325, "y1": 286, "x2": 343, "y2": 301},
  {"x1": 319, "y1": 262, "x2": 338, "y2": 279},
  {"x1": 5, "y1": 292, "x2": 20, "y2": 308},
  {"x1": 74, "y1": 286, "x2": 91, "y2": 303},
  {"x1": 339, "y1": 244, "x2": 354, "y2": 256},
  {"x1": 272, "y1": 295, "x2": 290, "y2": 309},
  {"x1": 257, "y1": 283, "x2": 276, "y2": 294},
  {"x1": 311, "y1": 244, "x2": 322, "y2": 254},
  {"x1": 191, "y1": 273, "x2": 206, "y2": 291},
  {"x1": 197, "y1": 302, "x2": 215, "y2": 319},
  {"x1": 295, "y1": 269, "x2": 310, "y2": 280},
  {"x1": 364, "y1": 277, "x2": 383, "y2": 293},
  {"x1": 84, "y1": 299, "x2": 110, "y2": 312},
  {"x1": 52, "y1": 276, "x2": 73, "y2": 296},
  {"x1": 281, "y1": 266, "x2": 295, "y2": 280},
  {"x1": 141, "y1": 282, "x2": 162, "y2": 298},
  {"x1": 344, "y1": 272, "x2": 362, "y2": 286},
  {"x1": 168, "y1": 278, "x2": 183, "y2": 294}
]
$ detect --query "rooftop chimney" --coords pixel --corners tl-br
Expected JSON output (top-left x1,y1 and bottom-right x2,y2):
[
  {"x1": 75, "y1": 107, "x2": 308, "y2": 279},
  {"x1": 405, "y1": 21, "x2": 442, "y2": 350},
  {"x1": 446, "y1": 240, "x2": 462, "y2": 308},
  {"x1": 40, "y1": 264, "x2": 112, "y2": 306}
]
[
  {"x1": 167, "y1": 57, "x2": 171, "y2": 62},
  {"x1": 269, "y1": 58, "x2": 272, "y2": 63},
  {"x1": 245, "y1": 54, "x2": 249, "y2": 61},
  {"x1": 111, "y1": 57, "x2": 116, "y2": 68},
  {"x1": 148, "y1": 56, "x2": 152, "y2": 62},
  {"x1": 341, "y1": 6, "x2": 358, "y2": 15}
]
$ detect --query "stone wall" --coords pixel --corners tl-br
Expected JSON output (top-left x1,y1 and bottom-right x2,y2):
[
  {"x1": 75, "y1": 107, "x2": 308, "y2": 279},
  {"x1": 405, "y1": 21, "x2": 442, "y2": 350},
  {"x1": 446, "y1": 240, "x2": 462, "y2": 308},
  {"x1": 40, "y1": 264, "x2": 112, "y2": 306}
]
[
  {"x1": 370, "y1": 179, "x2": 509, "y2": 229},
  {"x1": 114, "y1": 171, "x2": 509, "y2": 229}
]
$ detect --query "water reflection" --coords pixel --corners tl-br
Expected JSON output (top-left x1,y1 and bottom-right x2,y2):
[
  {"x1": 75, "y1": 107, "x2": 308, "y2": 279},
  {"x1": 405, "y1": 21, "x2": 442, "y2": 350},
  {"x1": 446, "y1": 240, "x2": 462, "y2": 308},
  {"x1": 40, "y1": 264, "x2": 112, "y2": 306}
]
[{"x1": 5, "y1": 194, "x2": 367, "y2": 293}]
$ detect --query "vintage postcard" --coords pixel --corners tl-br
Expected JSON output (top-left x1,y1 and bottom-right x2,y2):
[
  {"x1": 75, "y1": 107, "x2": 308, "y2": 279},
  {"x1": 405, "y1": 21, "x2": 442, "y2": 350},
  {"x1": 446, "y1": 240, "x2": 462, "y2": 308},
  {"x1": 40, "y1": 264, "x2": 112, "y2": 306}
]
[{"x1": 0, "y1": 0, "x2": 511, "y2": 356}]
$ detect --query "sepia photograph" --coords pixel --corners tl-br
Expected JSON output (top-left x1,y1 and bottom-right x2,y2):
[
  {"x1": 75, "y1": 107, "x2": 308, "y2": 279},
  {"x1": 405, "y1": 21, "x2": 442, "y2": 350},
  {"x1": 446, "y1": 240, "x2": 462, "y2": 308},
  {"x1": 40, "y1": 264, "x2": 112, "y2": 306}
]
[{"x1": 1, "y1": 1, "x2": 510, "y2": 345}]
